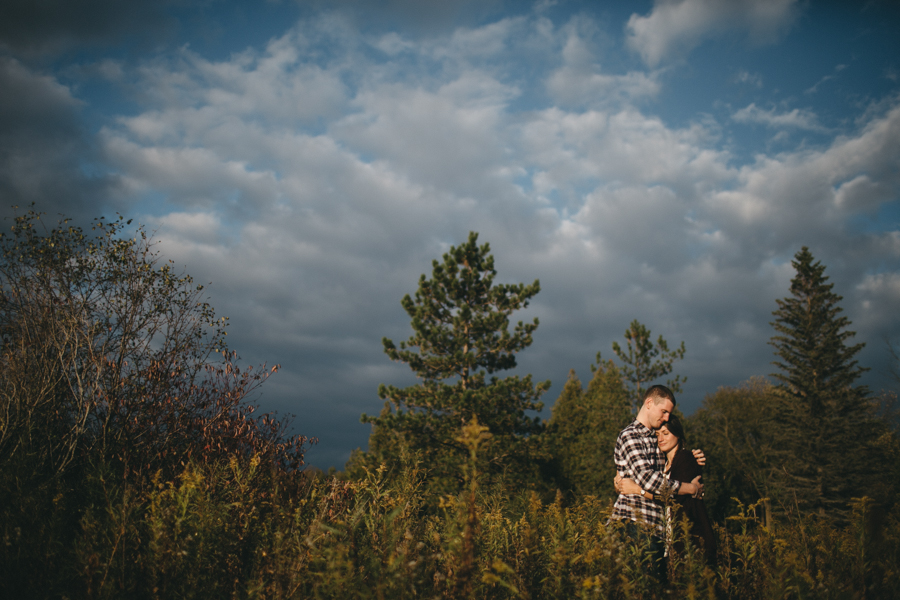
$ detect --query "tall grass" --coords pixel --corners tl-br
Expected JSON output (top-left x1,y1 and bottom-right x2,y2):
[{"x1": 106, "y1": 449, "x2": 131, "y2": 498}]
[{"x1": 3, "y1": 443, "x2": 899, "y2": 599}]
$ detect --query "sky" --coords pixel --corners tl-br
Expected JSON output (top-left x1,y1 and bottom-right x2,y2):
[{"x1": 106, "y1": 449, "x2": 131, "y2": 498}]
[{"x1": 1, "y1": 0, "x2": 899, "y2": 470}]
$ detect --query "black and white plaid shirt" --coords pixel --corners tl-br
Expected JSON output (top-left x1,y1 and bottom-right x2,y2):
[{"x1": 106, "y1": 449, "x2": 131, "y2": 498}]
[{"x1": 610, "y1": 419, "x2": 681, "y2": 533}]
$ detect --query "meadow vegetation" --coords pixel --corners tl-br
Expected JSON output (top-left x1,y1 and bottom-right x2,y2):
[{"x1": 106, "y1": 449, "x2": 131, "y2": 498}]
[{"x1": 2, "y1": 210, "x2": 898, "y2": 598}]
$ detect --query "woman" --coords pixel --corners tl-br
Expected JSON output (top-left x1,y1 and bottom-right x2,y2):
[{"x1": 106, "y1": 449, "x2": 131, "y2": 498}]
[{"x1": 615, "y1": 415, "x2": 717, "y2": 565}]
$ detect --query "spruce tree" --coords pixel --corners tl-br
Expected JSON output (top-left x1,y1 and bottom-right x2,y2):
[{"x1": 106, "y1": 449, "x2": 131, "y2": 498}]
[
  {"x1": 354, "y1": 232, "x2": 550, "y2": 496},
  {"x1": 769, "y1": 246, "x2": 874, "y2": 516},
  {"x1": 611, "y1": 319, "x2": 686, "y2": 410}
]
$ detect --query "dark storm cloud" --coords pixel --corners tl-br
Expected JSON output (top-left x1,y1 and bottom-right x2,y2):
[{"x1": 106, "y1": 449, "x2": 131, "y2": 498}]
[
  {"x1": 0, "y1": 0, "x2": 175, "y2": 57},
  {"x1": 0, "y1": 0, "x2": 176, "y2": 221},
  {"x1": 0, "y1": 0, "x2": 506, "y2": 59},
  {"x1": 0, "y1": 57, "x2": 118, "y2": 222}
]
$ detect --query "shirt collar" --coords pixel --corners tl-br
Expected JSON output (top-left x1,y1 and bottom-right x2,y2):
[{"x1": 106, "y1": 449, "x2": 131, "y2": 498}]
[{"x1": 632, "y1": 419, "x2": 656, "y2": 437}]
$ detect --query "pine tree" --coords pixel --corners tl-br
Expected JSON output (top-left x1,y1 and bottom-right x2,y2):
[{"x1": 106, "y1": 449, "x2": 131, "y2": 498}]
[
  {"x1": 769, "y1": 246, "x2": 874, "y2": 516},
  {"x1": 547, "y1": 354, "x2": 631, "y2": 498},
  {"x1": 611, "y1": 319, "x2": 686, "y2": 410},
  {"x1": 353, "y1": 232, "x2": 550, "y2": 496}
]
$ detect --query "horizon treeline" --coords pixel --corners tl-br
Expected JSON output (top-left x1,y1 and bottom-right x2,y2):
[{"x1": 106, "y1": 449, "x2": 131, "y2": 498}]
[{"x1": 2, "y1": 209, "x2": 899, "y2": 598}]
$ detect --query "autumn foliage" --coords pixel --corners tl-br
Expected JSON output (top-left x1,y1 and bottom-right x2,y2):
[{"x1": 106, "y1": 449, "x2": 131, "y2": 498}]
[{"x1": 0, "y1": 208, "x2": 311, "y2": 481}]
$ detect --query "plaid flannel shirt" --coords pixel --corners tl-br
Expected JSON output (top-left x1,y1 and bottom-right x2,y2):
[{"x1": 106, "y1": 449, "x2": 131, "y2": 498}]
[{"x1": 609, "y1": 419, "x2": 681, "y2": 533}]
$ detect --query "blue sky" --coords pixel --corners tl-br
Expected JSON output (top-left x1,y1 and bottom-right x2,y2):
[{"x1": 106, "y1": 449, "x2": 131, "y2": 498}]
[{"x1": 2, "y1": 0, "x2": 899, "y2": 469}]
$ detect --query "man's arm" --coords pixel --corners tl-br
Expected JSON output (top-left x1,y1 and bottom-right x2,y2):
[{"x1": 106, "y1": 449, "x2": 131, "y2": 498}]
[
  {"x1": 616, "y1": 428, "x2": 680, "y2": 495},
  {"x1": 616, "y1": 474, "x2": 703, "y2": 499}
]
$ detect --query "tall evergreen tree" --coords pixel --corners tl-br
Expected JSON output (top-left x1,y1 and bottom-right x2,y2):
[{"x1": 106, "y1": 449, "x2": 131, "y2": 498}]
[
  {"x1": 611, "y1": 319, "x2": 686, "y2": 410},
  {"x1": 351, "y1": 232, "x2": 550, "y2": 496},
  {"x1": 769, "y1": 246, "x2": 875, "y2": 516},
  {"x1": 547, "y1": 354, "x2": 631, "y2": 498}
]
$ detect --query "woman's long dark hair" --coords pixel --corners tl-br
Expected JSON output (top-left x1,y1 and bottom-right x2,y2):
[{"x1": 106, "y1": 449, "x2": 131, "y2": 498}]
[{"x1": 662, "y1": 413, "x2": 687, "y2": 452}]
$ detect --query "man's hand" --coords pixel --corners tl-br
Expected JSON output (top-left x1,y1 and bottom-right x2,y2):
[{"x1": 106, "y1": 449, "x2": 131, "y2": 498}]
[
  {"x1": 614, "y1": 474, "x2": 642, "y2": 496},
  {"x1": 692, "y1": 448, "x2": 706, "y2": 466},
  {"x1": 690, "y1": 474, "x2": 704, "y2": 499}
]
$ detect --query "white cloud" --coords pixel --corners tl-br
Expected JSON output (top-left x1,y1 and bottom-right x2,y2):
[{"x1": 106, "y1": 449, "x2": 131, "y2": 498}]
[
  {"x1": 440, "y1": 17, "x2": 519, "y2": 59},
  {"x1": 331, "y1": 73, "x2": 519, "y2": 196},
  {"x1": 859, "y1": 271, "x2": 900, "y2": 297},
  {"x1": 732, "y1": 102, "x2": 824, "y2": 131},
  {"x1": 833, "y1": 175, "x2": 894, "y2": 212},
  {"x1": 627, "y1": 0, "x2": 801, "y2": 67},
  {"x1": 102, "y1": 135, "x2": 281, "y2": 210},
  {"x1": 149, "y1": 211, "x2": 223, "y2": 245},
  {"x1": 856, "y1": 271, "x2": 900, "y2": 332},
  {"x1": 518, "y1": 107, "x2": 731, "y2": 197},
  {"x1": 705, "y1": 104, "x2": 900, "y2": 263},
  {"x1": 140, "y1": 33, "x2": 350, "y2": 125},
  {"x1": 805, "y1": 64, "x2": 847, "y2": 94},
  {"x1": 733, "y1": 69, "x2": 763, "y2": 87},
  {"x1": 545, "y1": 20, "x2": 660, "y2": 109},
  {"x1": 373, "y1": 32, "x2": 414, "y2": 56},
  {"x1": 547, "y1": 62, "x2": 659, "y2": 109}
]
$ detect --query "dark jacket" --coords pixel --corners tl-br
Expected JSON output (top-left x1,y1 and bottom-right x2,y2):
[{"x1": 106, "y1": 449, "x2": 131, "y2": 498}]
[{"x1": 668, "y1": 448, "x2": 717, "y2": 565}]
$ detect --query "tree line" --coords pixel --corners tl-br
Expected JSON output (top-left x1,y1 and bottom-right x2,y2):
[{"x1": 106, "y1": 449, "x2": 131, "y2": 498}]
[{"x1": 350, "y1": 232, "x2": 898, "y2": 524}]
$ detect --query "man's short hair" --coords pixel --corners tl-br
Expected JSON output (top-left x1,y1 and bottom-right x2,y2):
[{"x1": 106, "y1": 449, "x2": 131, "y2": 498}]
[{"x1": 644, "y1": 384, "x2": 676, "y2": 407}]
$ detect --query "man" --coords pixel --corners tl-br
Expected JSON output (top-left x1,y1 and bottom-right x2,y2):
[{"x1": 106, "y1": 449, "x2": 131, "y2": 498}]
[{"x1": 609, "y1": 384, "x2": 702, "y2": 582}]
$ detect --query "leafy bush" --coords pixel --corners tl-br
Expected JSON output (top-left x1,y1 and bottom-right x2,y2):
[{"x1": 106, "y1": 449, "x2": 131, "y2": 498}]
[{"x1": 0, "y1": 208, "x2": 312, "y2": 597}]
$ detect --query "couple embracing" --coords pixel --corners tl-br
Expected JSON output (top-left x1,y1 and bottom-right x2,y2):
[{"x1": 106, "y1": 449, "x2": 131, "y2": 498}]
[{"x1": 609, "y1": 384, "x2": 717, "y2": 582}]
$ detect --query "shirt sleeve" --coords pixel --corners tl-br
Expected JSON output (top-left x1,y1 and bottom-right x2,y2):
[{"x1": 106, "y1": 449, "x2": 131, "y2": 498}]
[{"x1": 617, "y1": 427, "x2": 681, "y2": 495}]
